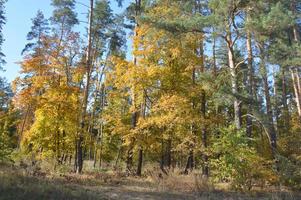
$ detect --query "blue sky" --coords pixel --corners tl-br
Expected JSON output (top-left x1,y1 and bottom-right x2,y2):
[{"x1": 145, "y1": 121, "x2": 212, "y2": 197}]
[{"x1": 0, "y1": 0, "x2": 128, "y2": 82}]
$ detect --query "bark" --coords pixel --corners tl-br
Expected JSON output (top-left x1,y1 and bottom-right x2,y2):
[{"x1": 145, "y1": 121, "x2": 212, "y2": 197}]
[
  {"x1": 136, "y1": 146, "x2": 143, "y2": 176},
  {"x1": 184, "y1": 150, "x2": 194, "y2": 174},
  {"x1": 126, "y1": 148, "x2": 133, "y2": 172}
]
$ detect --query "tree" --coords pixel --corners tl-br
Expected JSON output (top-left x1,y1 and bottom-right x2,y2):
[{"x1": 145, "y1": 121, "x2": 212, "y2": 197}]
[
  {"x1": 208, "y1": 0, "x2": 245, "y2": 129},
  {"x1": 75, "y1": 0, "x2": 94, "y2": 174},
  {"x1": 22, "y1": 10, "x2": 50, "y2": 55},
  {"x1": 0, "y1": 0, "x2": 6, "y2": 68},
  {"x1": 0, "y1": 78, "x2": 18, "y2": 161}
]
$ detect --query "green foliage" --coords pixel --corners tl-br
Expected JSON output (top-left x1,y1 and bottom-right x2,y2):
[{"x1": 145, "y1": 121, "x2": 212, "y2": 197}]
[
  {"x1": 277, "y1": 154, "x2": 301, "y2": 190},
  {"x1": 0, "y1": 134, "x2": 12, "y2": 162},
  {"x1": 2, "y1": 0, "x2": 301, "y2": 193},
  {"x1": 0, "y1": 78, "x2": 18, "y2": 162},
  {"x1": 22, "y1": 10, "x2": 50, "y2": 54},
  {"x1": 51, "y1": 0, "x2": 78, "y2": 29},
  {"x1": 210, "y1": 125, "x2": 277, "y2": 190},
  {"x1": 0, "y1": 0, "x2": 6, "y2": 67}
]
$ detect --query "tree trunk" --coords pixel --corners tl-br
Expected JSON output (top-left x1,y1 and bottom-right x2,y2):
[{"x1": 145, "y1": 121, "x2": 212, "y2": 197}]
[
  {"x1": 93, "y1": 148, "x2": 97, "y2": 168},
  {"x1": 184, "y1": 150, "x2": 194, "y2": 174},
  {"x1": 136, "y1": 146, "x2": 143, "y2": 176},
  {"x1": 114, "y1": 144, "x2": 122, "y2": 170},
  {"x1": 212, "y1": 33, "x2": 217, "y2": 77},
  {"x1": 226, "y1": 32, "x2": 242, "y2": 129},
  {"x1": 281, "y1": 68, "x2": 290, "y2": 130},
  {"x1": 127, "y1": 0, "x2": 142, "y2": 174},
  {"x1": 165, "y1": 139, "x2": 172, "y2": 168},
  {"x1": 273, "y1": 70, "x2": 279, "y2": 132},
  {"x1": 199, "y1": 40, "x2": 208, "y2": 177},
  {"x1": 246, "y1": 29, "x2": 253, "y2": 137},
  {"x1": 76, "y1": 0, "x2": 94, "y2": 174},
  {"x1": 291, "y1": 68, "x2": 301, "y2": 117},
  {"x1": 259, "y1": 44, "x2": 277, "y2": 154},
  {"x1": 291, "y1": 0, "x2": 301, "y2": 118}
]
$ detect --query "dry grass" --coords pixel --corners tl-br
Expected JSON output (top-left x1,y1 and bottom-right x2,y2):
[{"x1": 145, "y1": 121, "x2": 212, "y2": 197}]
[{"x1": 0, "y1": 162, "x2": 300, "y2": 200}]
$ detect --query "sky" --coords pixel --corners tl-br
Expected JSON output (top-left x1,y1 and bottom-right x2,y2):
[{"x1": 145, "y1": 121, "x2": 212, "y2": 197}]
[{"x1": 0, "y1": 0, "x2": 128, "y2": 83}]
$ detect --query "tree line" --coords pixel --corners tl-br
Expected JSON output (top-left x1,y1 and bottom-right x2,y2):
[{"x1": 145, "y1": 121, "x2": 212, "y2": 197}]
[{"x1": 0, "y1": 0, "x2": 301, "y2": 190}]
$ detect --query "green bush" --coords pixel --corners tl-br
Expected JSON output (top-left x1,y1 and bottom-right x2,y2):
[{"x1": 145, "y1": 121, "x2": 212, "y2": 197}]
[
  {"x1": 0, "y1": 134, "x2": 13, "y2": 162},
  {"x1": 277, "y1": 154, "x2": 301, "y2": 190},
  {"x1": 210, "y1": 125, "x2": 277, "y2": 190}
]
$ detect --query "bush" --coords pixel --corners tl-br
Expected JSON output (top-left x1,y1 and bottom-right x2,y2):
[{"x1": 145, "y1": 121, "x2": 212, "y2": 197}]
[
  {"x1": 210, "y1": 125, "x2": 277, "y2": 190},
  {"x1": 0, "y1": 134, "x2": 13, "y2": 162},
  {"x1": 277, "y1": 154, "x2": 301, "y2": 190}
]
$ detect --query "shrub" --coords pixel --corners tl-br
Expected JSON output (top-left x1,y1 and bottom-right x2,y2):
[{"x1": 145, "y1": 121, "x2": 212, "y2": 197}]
[{"x1": 210, "y1": 125, "x2": 277, "y2": 190}]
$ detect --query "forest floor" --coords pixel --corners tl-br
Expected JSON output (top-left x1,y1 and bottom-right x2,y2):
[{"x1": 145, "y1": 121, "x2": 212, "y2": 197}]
[{"x1": 0, "y1": 163, "x2": 300, "y2": 200}]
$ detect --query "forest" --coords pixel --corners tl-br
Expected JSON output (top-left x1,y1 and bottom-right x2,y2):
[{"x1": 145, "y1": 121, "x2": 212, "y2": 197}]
[{"x1": 0, "y1": 0, "x2": 301, "y2": 199}]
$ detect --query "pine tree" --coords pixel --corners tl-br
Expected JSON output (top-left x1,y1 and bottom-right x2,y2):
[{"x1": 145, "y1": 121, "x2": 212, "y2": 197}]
[
  {"x1": 0, "y1": 0, "x2": 6, "y2": 68},
  {"x1": 22, "y1": 10, "x2": 50, "y2": 55}
]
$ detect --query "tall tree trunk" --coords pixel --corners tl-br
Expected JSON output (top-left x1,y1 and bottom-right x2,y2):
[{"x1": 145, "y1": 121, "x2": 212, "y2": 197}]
[
  {"x1": 212, "y1": 32, "x2": 217, "y2": 77},
  {"x1": 76, "y1": 0, "x2": 94, "y2": 174},
  {"x1": 127, "y1": 0, "x2": 142, "y2": 174},
  {"x1": 273, "y1": 69, "x2": 279, "y2": 132},
  {"x1": 291, "y1": 0, "x2": 301, "y2": 118},
  {"x1": 259, "y1": 44, "x2": 277, "y2": 154},
  {"x1": 291, "y1": 68, "x2": 301, "y2": 117},
  {"x1": 200, "y1": 39, "x2": 208, "y2": 177},
  {"x1": 246, "y1": 29, "x2": 253, "y2": 137},
  {"x1": 281, "y1": 68, "x2": 290, "y2": 130},
  {"x1": 136, "y1": 93, "x2": 148, "y2": 176},
  {"x1": 226, "y1": 32, "x2": 242, "y2": 129}
]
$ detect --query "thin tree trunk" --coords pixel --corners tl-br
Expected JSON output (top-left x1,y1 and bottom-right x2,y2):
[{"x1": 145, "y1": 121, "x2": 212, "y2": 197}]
[
  {"x1": 199, "y1": 39, "x2": 208, "y2": 177},
  {"x1": 246, "y1": 29, "x2": 253, "y2": 137},
  {"x1": 273, "y1": 69, "x2": 279, "y2": 132},
  {"x1": 226, "y1": 31, "x2": 242, "y2": 129},
  {"x1": 281, "y1": 68, "x2": 290, "y2": 130},
  {"x1": 212, "y1": 33, "x2": 217, "y2": 77},
  {"x1": 76, "y1": 0, "x2": 94, "y2": 174},
  {"x1": 127, "y1": 0, "x2": 141, "y2": 174},
  {"x1": 184, "y1": 150, "x2": 194, "y2": 174},
  {"x1": 93, "y1": 148, "x2": 97, "y2": 168},
  {"x1": 291, "y1": 0, "x2": 301, "y2": 118},
  {"x1": 259, "y1": 44, "x2": 277, "y2": 154},
  {"x1": 114, "y1": 144, "x2": 122, "y2": 169},
  {"x1": 136, "y1": 146, "x2": 143, "y2": 176},
  {"x1": 166, "y1": 139, "x2": 171, "y2": 168},
  {"x1": 136, "y1": 93, "x2": 147, "y2": 176},
  {"x1": 291, "y1": 68, "x2": 301, "y2": 117}
]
